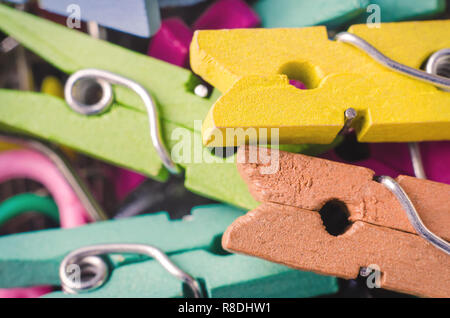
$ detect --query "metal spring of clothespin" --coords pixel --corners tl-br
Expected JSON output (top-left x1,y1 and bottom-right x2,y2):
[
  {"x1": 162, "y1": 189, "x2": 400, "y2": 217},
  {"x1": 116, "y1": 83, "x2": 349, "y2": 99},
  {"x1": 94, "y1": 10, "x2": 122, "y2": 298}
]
[
  {"x1": 377, "y1": 176, "x2": 449, "y2": 255},
  {"x1": 64, "y1": 69, "x2": 180, "y2": 175},
  {"x1": 335, "y1": 32, "x2": 450, "y2": 90},
  {"x1": 59, "y1": 243, "x2": 204, "y2": 297},
  {"x1": 333, "y1": 33, "x2": 450, "y2": 254},
  {"x1": 0, "y1": 132, "x2": 108, "y2": 221}
]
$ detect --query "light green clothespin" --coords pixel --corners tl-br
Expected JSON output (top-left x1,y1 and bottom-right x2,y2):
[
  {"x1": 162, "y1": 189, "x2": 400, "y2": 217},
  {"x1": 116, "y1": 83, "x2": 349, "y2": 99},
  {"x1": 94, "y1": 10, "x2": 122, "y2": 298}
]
[{"x1": 0, "y1": 204, "x2": 338, "y2": 297}]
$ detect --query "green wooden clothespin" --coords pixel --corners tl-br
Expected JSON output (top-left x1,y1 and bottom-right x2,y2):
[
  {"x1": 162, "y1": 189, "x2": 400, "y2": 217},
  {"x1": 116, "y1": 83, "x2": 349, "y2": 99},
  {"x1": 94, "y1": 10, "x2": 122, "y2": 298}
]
[
  {"x1": 0, "y1": 5, "x2": 339, "y2": 210},
  {"x1": 360, "y1": 0, "x2": 446, "y2": 23},
  {"x1": 0, "y1": 204, "x2": 338, "y2": 297}
]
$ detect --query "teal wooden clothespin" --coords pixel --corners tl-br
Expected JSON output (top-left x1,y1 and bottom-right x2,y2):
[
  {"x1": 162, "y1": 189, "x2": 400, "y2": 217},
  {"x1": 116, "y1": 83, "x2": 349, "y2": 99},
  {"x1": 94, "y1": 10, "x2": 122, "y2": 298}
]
[
  {"x1": 0, "y1": 193, "x2": 59, "y2": 226},
  {"x1": 0, "y1": 204, "x2": 338, "y2": 297},
  {"x1": 253, "y1": 0, "x2": 446, "y2": 28},
  {"x1": 38, "y1": 0, "x2": 161, "y2": 37},
  {"x1": 253, "y1": 0, "x2": 369, "y2": 28},
  {"x1": 360, "y1": 0, "x2": 446, "y2": 22},
  {"x1": 0, "y1": 5, "x2": 339, "y2": 210}
]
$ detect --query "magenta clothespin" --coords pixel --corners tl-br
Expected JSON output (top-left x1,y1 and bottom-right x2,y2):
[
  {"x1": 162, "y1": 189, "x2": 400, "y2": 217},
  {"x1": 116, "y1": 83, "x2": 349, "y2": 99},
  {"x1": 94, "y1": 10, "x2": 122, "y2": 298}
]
[
  {"x1": 321, "y1": 141, "x2": 450, "y2": 184},
  {"x1": 0, "y1": 286, "x2": 53, "y2": 299},
  {"x1": 289, "y1": 79, "x2": 307, "y2": 90},
  {"x1": 0, "y1": 149, "x2": 90, "y2": 298},
  {"x1": 193, "y1": 0, "x2": 260, "y2": 30},
  {"x1": 114, "y1": 168, "x2": 147, "y2": 201},
  {"x1": 411, "y1": 141, "x2": 450, "y2": 184}
]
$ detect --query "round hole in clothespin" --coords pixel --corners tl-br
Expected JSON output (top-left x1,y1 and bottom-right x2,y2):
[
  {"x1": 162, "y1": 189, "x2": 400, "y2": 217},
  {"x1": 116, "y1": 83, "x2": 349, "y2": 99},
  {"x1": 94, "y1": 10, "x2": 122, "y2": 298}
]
[
  {"x1": 318, "y1": 199, "x2": 351, "y2": 236},
  {"x1": 278, "y1": 61, "x2": 323, "y2": 89}
]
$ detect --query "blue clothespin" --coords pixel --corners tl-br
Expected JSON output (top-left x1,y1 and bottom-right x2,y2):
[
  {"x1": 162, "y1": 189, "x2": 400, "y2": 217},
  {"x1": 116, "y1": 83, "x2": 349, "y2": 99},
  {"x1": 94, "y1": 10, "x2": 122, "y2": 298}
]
[
  {"x1": 39, "y1": 0, "x2": 161, "y2": 37},
  {"x1": 2, "y1": 0, "x2": 28, "y2": 4}
]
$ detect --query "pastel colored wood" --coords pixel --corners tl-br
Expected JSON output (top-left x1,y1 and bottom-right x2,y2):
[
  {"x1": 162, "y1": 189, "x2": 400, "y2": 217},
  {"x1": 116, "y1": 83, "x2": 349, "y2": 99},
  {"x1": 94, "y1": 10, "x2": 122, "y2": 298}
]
[
  {"x1": 0, "y1": 4, "x2": 212, "y2": 181},
  {"x1": 223, "y1": 146, "x2": 450, "y2": 297},
  {"x1": 193, "y1": 0, "x2": 260, "y2": 30},
  {"x1": 38, "y1": 0, "x2": 161, "y2": 37},
  {"x1": 322, "y1": 141, "x2": 450, "y2": 185},
  {"x1": 0, "y1": 193, "x2": 58, "y2": 298},
  {"x1": 0, "y1": 5, "x2": 338, "y2": 210},
  {"x1": 40, "y1": 76, "x2": 64, "y2": 98},
  {"x1": 0, "y1": 204, "x2": 338, "y2": 297},
  {"x1": 191, "y1": 21, "x2": 450, "y2": 146},
  {"x1": 253, "y1": 0, "x2": 446, "y2": 28},
  {"x1": 253, "y1": 0, "x2": 368, "y2": 28}
]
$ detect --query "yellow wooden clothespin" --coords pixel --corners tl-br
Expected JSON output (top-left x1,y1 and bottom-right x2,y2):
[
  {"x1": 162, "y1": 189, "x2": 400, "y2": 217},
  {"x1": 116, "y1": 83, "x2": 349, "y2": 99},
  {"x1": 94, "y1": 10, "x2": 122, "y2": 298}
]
[{"x1": 190, "y1": 20, "x2": 450, "y2": 146}]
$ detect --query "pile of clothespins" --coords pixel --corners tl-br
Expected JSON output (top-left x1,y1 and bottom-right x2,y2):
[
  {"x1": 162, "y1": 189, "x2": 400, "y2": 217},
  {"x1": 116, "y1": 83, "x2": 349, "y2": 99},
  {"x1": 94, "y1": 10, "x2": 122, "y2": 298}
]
[{"x1": 0, "y1": 0, "x2": 449, "y2": 299}]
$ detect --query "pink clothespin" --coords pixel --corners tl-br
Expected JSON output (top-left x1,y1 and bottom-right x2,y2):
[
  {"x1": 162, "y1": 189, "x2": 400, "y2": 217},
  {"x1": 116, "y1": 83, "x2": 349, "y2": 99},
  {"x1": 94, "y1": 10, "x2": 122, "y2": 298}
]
[
  {"x1": 147, "y1": 17, "x2": 194, "y2": 67},
  {"x1": 322, "y1": 141, "x2": 450, "y2": 184},
  {"x1": 0, "y1": 149, "x2": 90, "y2": 298}
]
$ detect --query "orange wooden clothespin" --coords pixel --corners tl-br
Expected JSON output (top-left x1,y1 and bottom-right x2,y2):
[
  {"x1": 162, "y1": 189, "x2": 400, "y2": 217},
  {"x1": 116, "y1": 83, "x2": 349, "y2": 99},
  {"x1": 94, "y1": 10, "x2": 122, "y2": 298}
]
[{"x1": 223, "y1": 146, "x2": 450, "y2": 298}]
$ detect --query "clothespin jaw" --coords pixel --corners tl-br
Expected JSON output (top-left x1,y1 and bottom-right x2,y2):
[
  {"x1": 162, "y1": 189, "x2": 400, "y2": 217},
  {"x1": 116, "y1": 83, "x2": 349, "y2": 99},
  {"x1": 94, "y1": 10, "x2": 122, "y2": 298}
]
[
  {"x1": 191, "y1": 20, "x2": 450, "y2": 147},
  {"x1": 38, "y1": 0, "x2": 161, "y2": 37},
  {"x1": 0, "y1": 204, "x2": 338, "y2": 297},
  {"x1": 222, "y1": 146, "x2": 450, "y2": 298}
]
